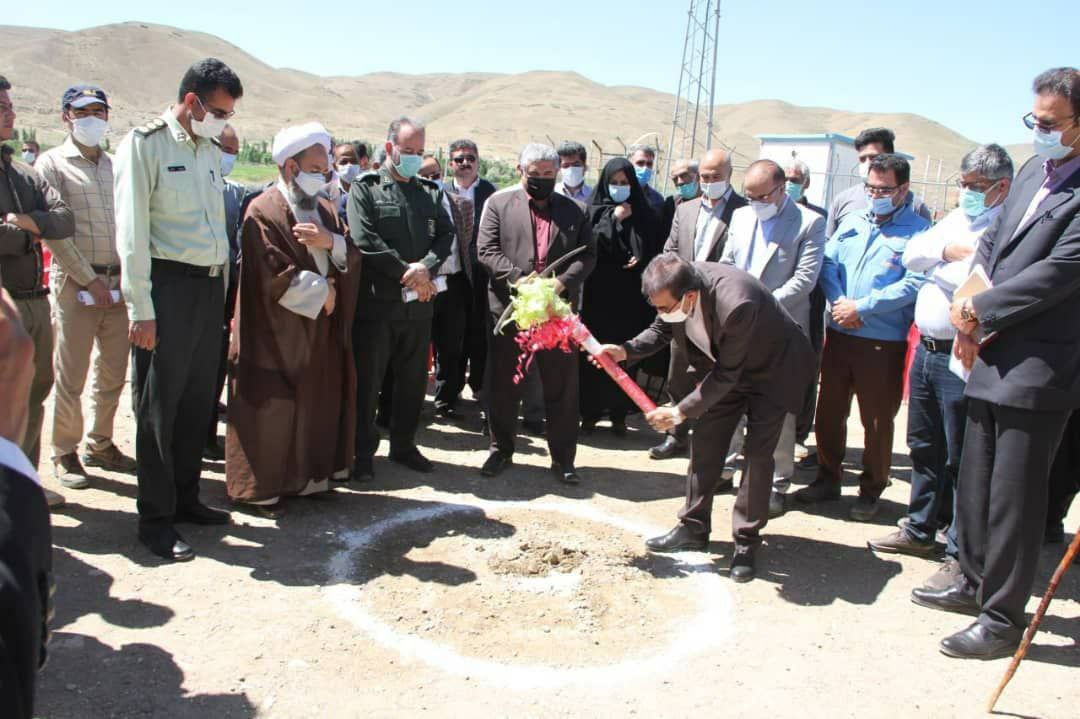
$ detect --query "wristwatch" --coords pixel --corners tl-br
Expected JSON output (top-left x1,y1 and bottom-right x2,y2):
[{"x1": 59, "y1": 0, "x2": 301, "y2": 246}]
[{"x1": 959, "y1": 298, "x2": 977, "y2": 324}]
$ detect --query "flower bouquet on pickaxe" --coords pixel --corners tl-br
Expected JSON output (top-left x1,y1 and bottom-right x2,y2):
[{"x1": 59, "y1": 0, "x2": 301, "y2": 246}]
[{"x1": 493, "y1": 248, "x2": 656, "y2": 414}]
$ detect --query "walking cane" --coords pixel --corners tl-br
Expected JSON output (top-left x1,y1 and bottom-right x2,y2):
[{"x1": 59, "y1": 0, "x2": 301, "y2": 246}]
[{"x1": 986, "y1": 527, "x2": 1080, "y2": 712}]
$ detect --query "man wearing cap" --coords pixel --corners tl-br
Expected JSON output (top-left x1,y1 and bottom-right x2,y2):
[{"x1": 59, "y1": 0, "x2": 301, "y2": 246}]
[
  {"x1": 225, "y1": 123, "x2": 361, "y2": 515},
  {"x1": 36, "y1": 85, "x2": 137, "y2": 493},
  {"x1": 0, "y1": 74, "x2": 75, "y2": 511},
  {"x1": 114, "y1": 58, "x2": 243, "y2": 562}
]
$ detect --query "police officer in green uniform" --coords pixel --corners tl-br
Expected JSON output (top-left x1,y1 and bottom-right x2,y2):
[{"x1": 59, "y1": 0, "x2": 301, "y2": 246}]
[
  {"x1": 114, "y1": 58, "x2": 243, "y2": 562},
  {"x1": 348, "y1": 116, "x2": 454, "y2": 481}
]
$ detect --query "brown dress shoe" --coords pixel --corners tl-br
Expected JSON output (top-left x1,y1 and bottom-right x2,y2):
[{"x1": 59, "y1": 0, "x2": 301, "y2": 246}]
[
  {"x1": 54, "y1": 453, "x2": 89, "y2": 489},
  {"x1": 83, "y1": 444, "x2": 137, "y2": 473}
]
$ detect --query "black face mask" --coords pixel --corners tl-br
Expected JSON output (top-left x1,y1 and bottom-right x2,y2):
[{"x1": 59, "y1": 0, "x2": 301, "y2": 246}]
[{"x1": 525, "y1": 176, "x2": 556, "y2": 201}]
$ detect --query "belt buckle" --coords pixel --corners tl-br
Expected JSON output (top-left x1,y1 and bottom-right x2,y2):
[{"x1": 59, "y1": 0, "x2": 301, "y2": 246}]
[
  {"x1": 924, "y1": 337, "x2": 937, "y2": 352},
  {"x1": 208, "y1": 264, "x2": 222, "y2": 278}
]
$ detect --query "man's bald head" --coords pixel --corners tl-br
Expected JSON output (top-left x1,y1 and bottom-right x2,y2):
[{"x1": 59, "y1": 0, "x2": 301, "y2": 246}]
[
  {"x1": 698, "y1": 149, "x2": 732, "y2": 183},
  {"x1": 745, "y1": 159, "x2": 785, "y2": 190}
]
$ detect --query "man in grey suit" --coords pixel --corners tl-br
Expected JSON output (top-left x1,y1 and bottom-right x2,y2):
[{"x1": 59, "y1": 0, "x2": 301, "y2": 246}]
[
  {"x1": 477, "y1": 143, "x2": 596, "y2": 483},
  {"x1": 597, "y1": 255, "x2": 814, "y2": 582},
  {"x1": 649, "y1": 149, "x2": 748, "y2": 461},
  {"x1": 912, "y1": 67, "x2": 1080, "y2": 659},
  {"x1": 720, "y1": 160, "x2": 825, "y2": 517}
]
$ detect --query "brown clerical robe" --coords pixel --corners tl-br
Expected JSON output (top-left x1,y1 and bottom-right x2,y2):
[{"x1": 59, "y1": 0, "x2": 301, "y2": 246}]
[{"x1": 225, "y1": 187, "x2": 361, "y2": 502}]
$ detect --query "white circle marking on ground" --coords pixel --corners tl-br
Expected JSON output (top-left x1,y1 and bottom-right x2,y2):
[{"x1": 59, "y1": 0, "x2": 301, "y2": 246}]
[{"x1": 324, "y1": 494, "x2": 734, "y2": 689}]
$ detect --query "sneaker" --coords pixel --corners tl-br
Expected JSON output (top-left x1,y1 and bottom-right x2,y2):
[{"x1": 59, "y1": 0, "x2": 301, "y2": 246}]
[
  {"x1": 54, "y1": 452, "x2": 89, "y2": 489},
  {"x1": 922, "y1": 558, "x2": 963, "y2": 591},
  {"x1": 82, "y1": 443, "x2": 136, "y2": 473},
  {"x1": 849, "y1": 496, "x2": 880, "y2": 522},
  {"x1": 44, "y1": 487, "x2": 66, "y2": 509},
  {"x1": 867, "y1": 529, "x2": 936, "y2": 557}
]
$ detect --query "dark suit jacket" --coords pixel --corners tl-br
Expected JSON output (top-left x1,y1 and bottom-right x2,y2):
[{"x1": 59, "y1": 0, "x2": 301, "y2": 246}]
[
  {"x1": 624, "y1": 262, "x2": 813, "y2": 419},
  {"x1": 447, "y1": 178, "x2": 497, "y2": 264},
  {"x1": 663, "y1": 192, "x2": 748, "y2": 263},
  {"x1": 477, "y1": 187, "x2": 596, "y2": 320},
  {"x1": 967, "y1": 156, "x2": 1080, "y2": 411},
  {"x1": 0, "y1": 466, "x2": 53, "y2": 719}
]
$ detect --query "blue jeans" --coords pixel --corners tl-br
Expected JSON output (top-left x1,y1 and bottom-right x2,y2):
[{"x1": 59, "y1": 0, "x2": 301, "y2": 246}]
[{"x1": 905, "y1": 343, "x2": 967, "y2": 556}]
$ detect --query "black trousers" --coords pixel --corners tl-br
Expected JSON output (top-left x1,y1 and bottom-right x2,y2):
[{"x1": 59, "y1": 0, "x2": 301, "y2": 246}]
[
  {"x1": 206, "y1": 277, "x2": 237, "y2": 445},
  {"x1": 131, "y1": 268, "x2": 224, "y2": 531},
  {"x1": 957, "y1": 398, "x2": 1069, "y2": 638},
  {"x1": 459, "y1": 263, "x2": 489, "y2": 395},
  {"x1": 484, "y1": 327, "x2": 578, "y2": 466},
  {"x1": 1047, "y1": 409, "x2": 1080, "y2": 530},
  {"x1": 679, "y1": 389, "x2": 786, "y2": 545},
  {"x1": 664, "y1": 345, "x2": 693, "y2": 443},
  {"x1": 354, "y1": 317, "x2": 431, "y2": 460},
  {"x1": 431, "y1": 272, "x2": 470, "y2": 409},
  {"x1": 796, "y1": 285, "x2": 827, "y2": 443}
]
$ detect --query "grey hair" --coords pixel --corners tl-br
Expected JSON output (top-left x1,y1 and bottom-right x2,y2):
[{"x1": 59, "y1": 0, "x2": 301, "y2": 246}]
[
  {"x1": 671, "y1": 158, "x2": 699, "y2": 174},
  {"x1": 518, "y1": 142, "x2": 559, "y2": 169},
  {"x1": 960, "y1": 144, "x2": 1014, "y2": 183},
  {"x1": 787, "y1": 159, "x2": 811, "y2": 186},
  {"x1": 627, "y1": 143, "x2": 657, "y2": 159},
  {"x1": 387, "y1": 116, "x2": 425, "y2": 144}
]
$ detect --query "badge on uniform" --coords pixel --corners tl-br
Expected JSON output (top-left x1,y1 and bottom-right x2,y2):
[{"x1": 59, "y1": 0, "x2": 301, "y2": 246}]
[
  {"x1": 167, "y1": 165, "x2": 187, "y2": 173},
  {"x1": 428, "y1": 218, "x2": 436, "y2": 237}
]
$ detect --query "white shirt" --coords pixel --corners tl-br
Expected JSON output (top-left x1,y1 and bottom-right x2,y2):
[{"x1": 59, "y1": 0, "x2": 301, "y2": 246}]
[
  {"x1": 276, "y1": 180, "x2": 349, "y2": 320},
  {"x1": 684, "y1": 296, "x2": 714, "y2": 361},
  {"x1": 902, "y1": 205, "x2": 1001, "y2": 340},
  {"x1": 453, "y1": 177, "x2": 478, "y2": 204},
  {"x1": 0, "y1": 436, "x2": 40, "y2": 485},
  {"x1": 694, "y1": 187, "x2": 733, "y2": 261},
  {"x1": 555, "y1": 181, "x2": 592, "y2": 204}
]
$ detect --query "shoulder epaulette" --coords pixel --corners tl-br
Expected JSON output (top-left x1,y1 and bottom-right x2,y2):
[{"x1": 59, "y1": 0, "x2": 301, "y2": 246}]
[{"x1": 133, "y1": 118, "x2": 167, "y2": 137}]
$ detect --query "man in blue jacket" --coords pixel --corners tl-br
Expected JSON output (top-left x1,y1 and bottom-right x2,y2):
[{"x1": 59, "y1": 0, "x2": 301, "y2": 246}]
[{"x1": 794, "y1": 154, "x2": 929, "y2": 521}]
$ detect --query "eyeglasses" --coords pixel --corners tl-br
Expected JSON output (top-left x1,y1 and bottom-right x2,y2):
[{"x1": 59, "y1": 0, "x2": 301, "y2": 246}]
[
  {"x1": 196, "y1": 96, "x2": 235, "y2": 121},
  {"x1": 745, "y1": 183, "x2": 782, "y2": 203},
  {"x1": 1023, "y1": 112, "x2": 1077, "y2": 133},
  {"x1": 864, "y1": 183, "x2": 898, "y2": 196},
  {"x1": 955, "y1": 178, "x2": 998, "y2": 192},
  {"x1": 451, "y1": 154, "x2": 477, "y2": 165}
]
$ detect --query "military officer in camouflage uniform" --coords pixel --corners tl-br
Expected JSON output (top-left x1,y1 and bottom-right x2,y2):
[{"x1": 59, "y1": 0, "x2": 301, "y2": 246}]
[
  {"x1": 114, "y1": 58, "x2": 243, "y2": 562},
  {"x1": 347, "y1": 116, "x2": 454, "y2": 481}
]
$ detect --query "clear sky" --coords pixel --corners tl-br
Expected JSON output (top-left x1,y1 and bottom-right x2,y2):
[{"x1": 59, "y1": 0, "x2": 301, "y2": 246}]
[{"x1": 3, "y1": 0, "x2": 1076, "y2": 146}]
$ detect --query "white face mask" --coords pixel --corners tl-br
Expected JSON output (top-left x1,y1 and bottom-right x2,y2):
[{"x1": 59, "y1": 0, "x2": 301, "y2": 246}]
[
  {"x1": 561, "y1": 165, "x2": 585, "y2": 188},
  {"x1": 751, "y1": 199, "x2": 779, "y2": 222},
  {"x1": 220, "y1": 152, "x2": 237, "y2": 177},
  {"x1": 337, "y1": 162, "x2": 361, "y2": 183},
  {"x1": 21, "y1": 151, "x2": 36, "y2": 164},
  {"x1": 191, "y1": 98, "x2": 228, "y2": 138},
  {"x1": 659, "y1": 294, "x2": 690, "y2": 323},
  {"x1": 701, "y1": 180, "x2": 728, "y2": 200},
  {"x1": 295, "y1": 170, "x2": 328, "y2": 197},
  {"x1": 71, "y1": 116, "x2": 108, "y2": 147}
]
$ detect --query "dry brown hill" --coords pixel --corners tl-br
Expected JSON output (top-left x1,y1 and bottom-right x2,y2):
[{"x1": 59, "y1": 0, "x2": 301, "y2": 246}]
[{"x1": 2, "y1": 21, "x2": 983, "y2": 178}]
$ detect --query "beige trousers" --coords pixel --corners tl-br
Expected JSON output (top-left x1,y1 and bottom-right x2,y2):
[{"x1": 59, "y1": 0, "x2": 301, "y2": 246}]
[
  {"x1": 14, "y1": 296, "x2": 53, "y2": 468},
  {"x1": 50, "y1": 277, "x2": 129, "y2": 458}
]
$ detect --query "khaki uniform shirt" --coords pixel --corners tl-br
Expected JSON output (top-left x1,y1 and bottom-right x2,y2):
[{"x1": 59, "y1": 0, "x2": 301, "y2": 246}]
[
  {"x1": 36, "y1": 137, "x2": 120, "y2": 292},
  {"x1": 114, "y1": 110, "x2": 228, "y2": 321}
]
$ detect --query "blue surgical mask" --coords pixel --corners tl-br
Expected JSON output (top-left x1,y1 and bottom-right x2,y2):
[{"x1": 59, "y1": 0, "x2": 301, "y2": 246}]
[
  {"x1": 609, "y1": 184, "x2": 631, "y2": 203},
  {"x1": 394, "y1": 150, "x2": 423, "y2": 179},
  {"x1": 677, "y1": 181, "x2": 699, "y2": 200},
  {"x1": 634, "y1": 165, "x2": 654, "y2": 187},
  {"x1": 959, "y1": 187, "x2": 991, "y2": 218},
  {"x1": 870, "y1": 195, "x2": 897, "y2": 216},
  {"x1": 220, "y1": 153, "x2": 237, "y2": 177},
  {"x1": 785, "y1": 181, "x2": 803, "y2": 202},
  {"x1": 1032, "y1": 126, "x2": 1076, "y2": 161}
]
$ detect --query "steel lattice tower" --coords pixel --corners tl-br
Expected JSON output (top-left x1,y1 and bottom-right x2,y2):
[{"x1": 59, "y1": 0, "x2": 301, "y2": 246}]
[{"x1": 662, "y1": 0, "x2": 723, "y2": 193}]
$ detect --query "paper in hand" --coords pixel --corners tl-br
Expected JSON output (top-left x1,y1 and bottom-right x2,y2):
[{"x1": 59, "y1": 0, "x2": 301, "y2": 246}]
[{"x1": 953, "y1": 266, "x2": 997, "y2": 345}]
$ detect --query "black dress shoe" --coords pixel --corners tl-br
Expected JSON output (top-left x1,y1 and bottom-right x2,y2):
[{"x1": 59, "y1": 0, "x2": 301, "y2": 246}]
[
  {"x1": 202, "y1": 441, "x2": 225, "y2": 461},
  {"x1": 434, "y1": 404, "x2": 463, "y2": 421},
  {"x1": 713, "y1": 478, "x2": 734, "y2": 495},
  {"x1": 580, "y1": 418, "x2": 597, "y2": 435},
  {"x1": 610, "y1": 418, "x2": 628, "y2": 437},
  {"x1": 551, "y1": 462, "x2": 580, "y2": 485},
  {"x1": 768, "y1": 491, "x2": 786, "y2": 519},
  {"x1": 480, "y1": 452, "x2": 512, "y2": 477},
  {"x1": 940, "y1": 622, "x2": 1020, "y2": 660},
  {"x1": 648, "y1": 435, "x2": 688, "y2": 460},
  {"x1": 729, "y1": 544, "x2": 756, "y2": 583},
  {"x1": 175, "y1": 503, "x2": 230, "y2": 525},
  {"x1": 139, "y1": 528, "x2": 195, "y2": 562},
  {"x1": 352, "y1": 458, "x2": 374, "y2": 483},
  {"x1": 911, "y1": 581, "x2": 980, "y2": 616},
  {"x1": 645, "y1": 524, "x2": 708, "y2": 553},
  {"x1": 1044, "y1": 521, "x2": 1065, "y2": 545},
  {"x1": 390, "y1": 449, "x2": 434, "y2": 473}
]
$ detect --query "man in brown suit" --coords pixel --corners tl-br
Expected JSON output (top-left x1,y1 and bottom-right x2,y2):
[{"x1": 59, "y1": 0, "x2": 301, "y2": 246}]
[
  {"x1": 477, "y1": 143, "x2": 596, "y2": 483},
  {"x1": 597, "y1": 255, "x2": 813, "y2": 581},
  {"x1": 650, "y1": 148, "x2": 747, "y2": 461}
]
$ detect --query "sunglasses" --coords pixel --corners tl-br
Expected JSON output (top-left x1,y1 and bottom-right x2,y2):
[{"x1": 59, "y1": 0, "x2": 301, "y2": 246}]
[{"x1": 451, "y1": 155, "x2": 477, "y2": 165}]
